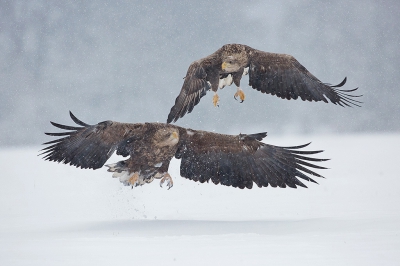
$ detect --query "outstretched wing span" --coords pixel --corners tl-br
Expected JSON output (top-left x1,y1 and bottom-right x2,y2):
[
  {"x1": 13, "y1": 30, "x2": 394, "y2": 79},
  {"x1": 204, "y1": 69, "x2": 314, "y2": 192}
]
[
  {"x1": 39, "y1": 111, "x2": 140, "y2": 169},
  {"x1": 248, "y1": 51, "x2": 362, "y2": 107},
  {"x1": 177, "y1": 131, "x2": 328, "y2": 189}
]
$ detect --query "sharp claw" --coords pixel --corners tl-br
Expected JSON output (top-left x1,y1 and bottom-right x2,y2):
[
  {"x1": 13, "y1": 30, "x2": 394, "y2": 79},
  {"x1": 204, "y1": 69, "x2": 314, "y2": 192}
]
[
  {"x1": 235, "y1": 88, "x2": 245, "y2": 102},
  {"x1": 160, "y1": 173, "x2": 173, "y2": 189}
]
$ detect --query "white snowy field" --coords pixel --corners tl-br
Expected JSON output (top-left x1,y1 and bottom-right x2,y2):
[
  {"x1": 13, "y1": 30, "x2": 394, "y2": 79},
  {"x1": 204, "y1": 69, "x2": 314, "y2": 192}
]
[{"x1": 0, "y1": 133, "x2": 399, "y2": 265}]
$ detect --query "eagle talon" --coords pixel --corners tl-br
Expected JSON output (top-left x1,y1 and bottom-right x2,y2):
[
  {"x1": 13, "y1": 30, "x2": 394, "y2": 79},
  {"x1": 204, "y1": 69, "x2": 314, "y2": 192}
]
[
  {"x1": 234, "y1": 88, "x2": 246, "y2": 103},
  {"x1": 128, "y1": 172, "x2": 140, "y2": 187},
  {"x1": 160, "y1": 173, "x2": 173, "y2": 189},
  {"x1": 212, "y1": 93, "x2": 220, "y2": 107}
]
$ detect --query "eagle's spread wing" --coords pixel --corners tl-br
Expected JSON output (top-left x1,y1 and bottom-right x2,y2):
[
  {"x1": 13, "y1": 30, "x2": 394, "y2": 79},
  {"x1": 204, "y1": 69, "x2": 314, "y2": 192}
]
[
  {"x1": 248, "y1": 50, "x2": 362, "y2": 107},
  {"x1": 40, "y1": 111, "x2": 143, "y2": 169},
  {"x1": 167, "y1": 62, "x2": 212, "y2": 123},
  {"x1": 176, "y1": 131, "x2": 328, "y2": 189}
]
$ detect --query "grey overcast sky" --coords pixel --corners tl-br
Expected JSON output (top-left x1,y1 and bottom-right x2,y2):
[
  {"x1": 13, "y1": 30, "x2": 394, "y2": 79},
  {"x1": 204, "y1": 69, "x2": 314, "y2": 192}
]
[{"x1": 1, "y1": 0, "x2": 399, "y2": 146}]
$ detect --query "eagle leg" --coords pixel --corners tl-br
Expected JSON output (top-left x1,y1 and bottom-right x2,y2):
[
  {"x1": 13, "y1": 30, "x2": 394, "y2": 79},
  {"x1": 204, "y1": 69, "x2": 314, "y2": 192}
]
[
  {"x1": 212, "y1": 92, "x2": 220, "y2": 107},
  {"x1": 234, "y1": 87, "x2": 245, "y2": 103},
  {"x1": 159, "y1": 172, "x2": 173, "y2": 190}
]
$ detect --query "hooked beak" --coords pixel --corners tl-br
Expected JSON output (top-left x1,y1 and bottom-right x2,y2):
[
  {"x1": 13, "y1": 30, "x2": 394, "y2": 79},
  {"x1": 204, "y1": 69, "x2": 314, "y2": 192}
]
[{"x1": 171, "y1": 131, "x2": 179, "y2": 140}]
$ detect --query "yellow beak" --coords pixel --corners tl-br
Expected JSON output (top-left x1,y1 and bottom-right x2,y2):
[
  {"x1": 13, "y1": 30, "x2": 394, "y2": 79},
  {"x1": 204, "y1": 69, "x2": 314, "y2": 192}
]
[
  {"x1": 171, "y1": 131, "x2": 179, "y2": 140},
  {"x1": 221, "y1": 62, "x2": 227, "y2": 70}
]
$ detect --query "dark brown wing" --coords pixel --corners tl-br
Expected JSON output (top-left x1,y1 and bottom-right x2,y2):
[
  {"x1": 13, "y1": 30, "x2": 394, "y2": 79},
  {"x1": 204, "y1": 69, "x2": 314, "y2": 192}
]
[
  {"x1": 167, "y1": 61, "x2": 219, "y2": 123},
  {"x1": 39, "y1": 111, "x2": 144, "y2": 169},
  {"x1": 176, "y1": 130, "x2": 328, "y2": 189},
  {"x1": 248, "y1": 50, "x2": 362, "y2": 107}
]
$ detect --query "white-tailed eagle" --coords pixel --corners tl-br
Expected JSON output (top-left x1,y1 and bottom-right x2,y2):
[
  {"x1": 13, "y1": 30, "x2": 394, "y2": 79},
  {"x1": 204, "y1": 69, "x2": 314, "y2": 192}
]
[
  {"x1": 40, "y1": 112, "x2": 328, "y2": 189},
  {"x1": 167, "y1": 43, "x2": 361, "y2": 123}
]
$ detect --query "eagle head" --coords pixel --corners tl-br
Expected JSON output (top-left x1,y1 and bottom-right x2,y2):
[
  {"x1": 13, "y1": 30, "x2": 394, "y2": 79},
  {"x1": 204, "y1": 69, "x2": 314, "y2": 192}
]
[
  {"x1": 221, "y1": 55, "x2": 242, "y2": 72},
  {"x1": 154, "y1": 128, "x2": 180, "y2": 147}
]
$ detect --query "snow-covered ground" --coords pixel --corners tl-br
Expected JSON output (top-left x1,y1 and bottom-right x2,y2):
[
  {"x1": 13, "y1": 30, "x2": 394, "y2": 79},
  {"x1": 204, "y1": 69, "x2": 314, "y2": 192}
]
[{"x1": 1, "y1": 133, "x2": 399, "y2": 265}]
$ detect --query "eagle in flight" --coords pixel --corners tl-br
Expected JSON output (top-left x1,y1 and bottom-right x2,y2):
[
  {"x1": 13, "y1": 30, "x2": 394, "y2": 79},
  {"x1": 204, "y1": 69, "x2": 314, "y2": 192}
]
[
  {"x1": 167, "y1": 44, "x2": 361, "y2": 123},
  {"x1": 40, "y1": 112, "x2": 328, "y2": 190}
]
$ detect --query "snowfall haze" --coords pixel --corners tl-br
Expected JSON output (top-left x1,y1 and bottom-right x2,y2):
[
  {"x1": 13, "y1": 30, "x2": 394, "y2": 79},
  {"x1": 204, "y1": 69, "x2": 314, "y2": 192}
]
[
  {"x1": 1, "y1": 1, "x2": 400, "y2": 265},
  {"x1": 0, "y1": 0, "x2": 399, "y2": 146}
]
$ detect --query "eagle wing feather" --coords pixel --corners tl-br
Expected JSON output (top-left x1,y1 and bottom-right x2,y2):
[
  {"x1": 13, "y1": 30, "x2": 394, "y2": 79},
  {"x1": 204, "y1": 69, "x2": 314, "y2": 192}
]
[
  {"x1": 248, "y1": 50, "x2": 362, "y2": 106},
  {"x1": 167, "y1": 62, "x2": 212, "y2": 123},
  {"x1": 177, "y1": 130, "x2": 328, "y2": 189},
  {"x1": 40, "y1": 111, "x2": 144, "y2": 169},
  {"x1": 41, "y1": 112, "x2": 329, "y2": 190}
]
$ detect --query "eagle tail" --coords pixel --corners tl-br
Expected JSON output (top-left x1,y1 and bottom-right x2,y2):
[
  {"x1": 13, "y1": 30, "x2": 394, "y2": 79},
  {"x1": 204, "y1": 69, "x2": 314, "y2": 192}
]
[
  {"x1": 106, "y1": 161, "x2": 129, "y2": 176},
  {"x1": 105, "y1": 161, "x2": 137, "y2": 186}
]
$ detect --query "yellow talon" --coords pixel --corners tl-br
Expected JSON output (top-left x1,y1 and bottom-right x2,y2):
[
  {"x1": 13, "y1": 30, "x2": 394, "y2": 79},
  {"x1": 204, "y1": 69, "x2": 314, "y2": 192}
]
[
  {"x1": 160, "y1": 173, "x2": 173, "y2": 189},
  {"x1": 234, "y1": 89, "x2": 246, "y2": 102},
  {"x1": 212, "y1": 93, "x2": 219, "y2": 107},
  {"x1": 128, "y1": 172, "x2": 139, "y2": 186}
]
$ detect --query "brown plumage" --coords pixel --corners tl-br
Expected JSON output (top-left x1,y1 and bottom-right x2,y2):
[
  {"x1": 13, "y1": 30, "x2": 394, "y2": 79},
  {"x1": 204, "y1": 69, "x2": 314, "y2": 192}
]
[
  {"x1": 40, "y1": 112, "x2": 329, "y2": 190},
  {"x1": 167, "y1": 43, "x2": 362, "y2": 123}
]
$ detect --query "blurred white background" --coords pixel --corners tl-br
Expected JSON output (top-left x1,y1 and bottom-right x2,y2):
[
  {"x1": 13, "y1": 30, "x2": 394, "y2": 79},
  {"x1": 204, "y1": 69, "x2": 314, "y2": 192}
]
[
  {"x1": 1, "y1": 0, "x2": 399, "y2": 146},
  {"x1": 1, "y1": 2, "x2": 400, "y2": 264}
]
